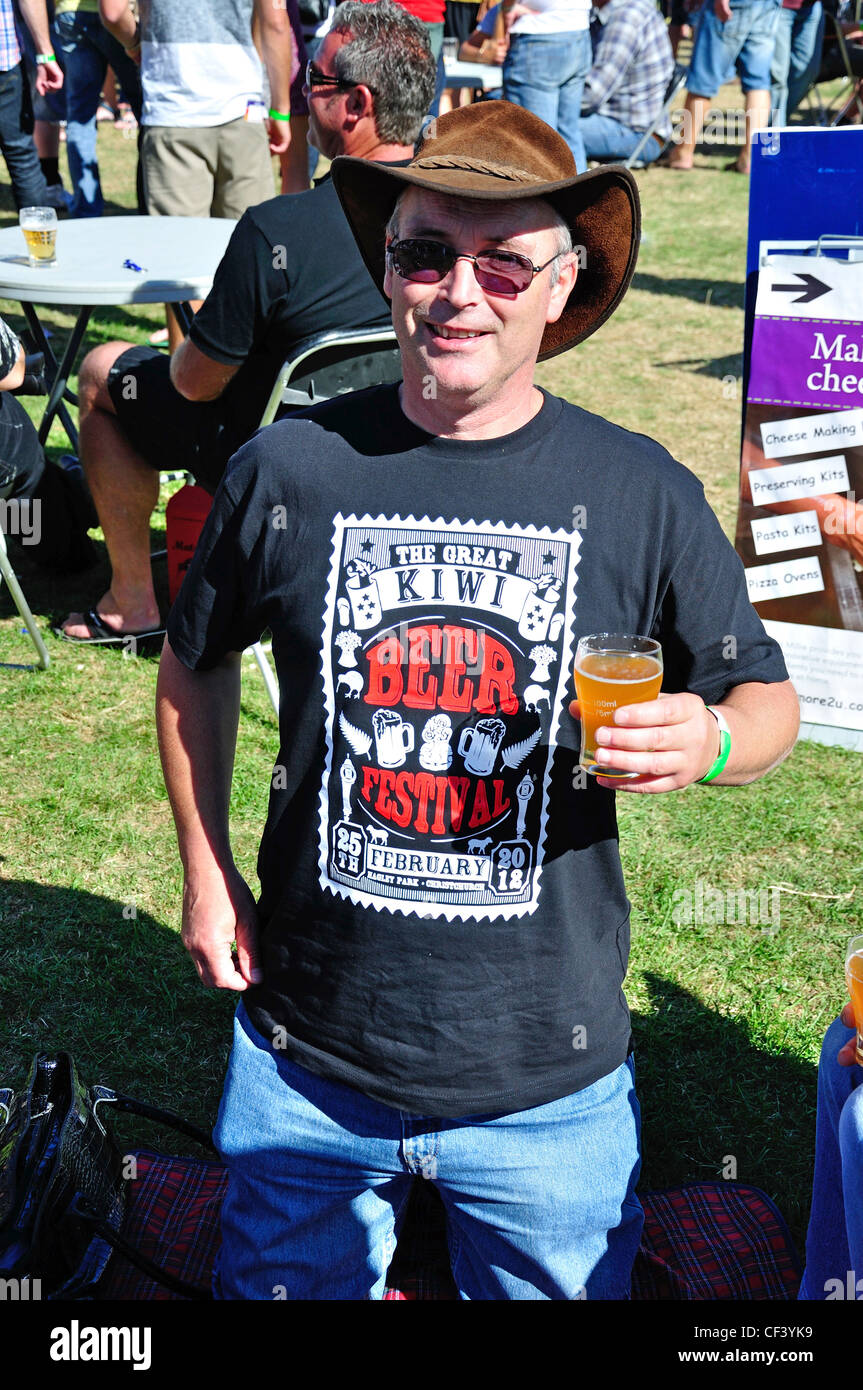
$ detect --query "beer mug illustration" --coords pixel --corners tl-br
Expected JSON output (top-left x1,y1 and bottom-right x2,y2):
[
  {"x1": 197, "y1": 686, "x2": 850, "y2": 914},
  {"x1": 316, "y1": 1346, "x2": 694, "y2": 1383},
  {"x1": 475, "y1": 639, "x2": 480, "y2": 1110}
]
[
  {"x1": 372, "y1": 709, "x2": 415, "y2": 769},
  {"x1": 458, "y1": 718, "x2": 506, "y2": 776}
]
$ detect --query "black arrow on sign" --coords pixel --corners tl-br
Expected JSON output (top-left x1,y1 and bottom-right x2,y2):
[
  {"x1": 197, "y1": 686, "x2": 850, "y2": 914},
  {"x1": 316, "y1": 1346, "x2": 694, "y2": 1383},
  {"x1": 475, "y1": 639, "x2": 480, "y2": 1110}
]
[{"x1": 771, "y1": 273, "x2": 832, "y2": 304}]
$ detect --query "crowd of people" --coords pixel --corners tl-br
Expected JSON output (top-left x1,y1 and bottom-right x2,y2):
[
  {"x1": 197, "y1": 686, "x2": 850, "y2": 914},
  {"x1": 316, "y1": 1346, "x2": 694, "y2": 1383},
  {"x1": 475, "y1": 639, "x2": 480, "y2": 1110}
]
[
  {"x1": 0, "y1": 0, "x2": 861, "y2": 1304},
  {"x1": 0, "y1": 0, "x2": 855, "y2": 219}
]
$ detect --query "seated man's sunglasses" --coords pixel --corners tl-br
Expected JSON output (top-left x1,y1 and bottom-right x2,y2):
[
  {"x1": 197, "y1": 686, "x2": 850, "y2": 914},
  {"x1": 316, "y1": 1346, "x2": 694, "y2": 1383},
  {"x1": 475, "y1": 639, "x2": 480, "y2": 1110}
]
[
  {"x1": 305, "y1": 61, "x2": 376, "y2": 93},
  {"x1": 386, "y1": 238, "x2": 561, "y2": 296}
]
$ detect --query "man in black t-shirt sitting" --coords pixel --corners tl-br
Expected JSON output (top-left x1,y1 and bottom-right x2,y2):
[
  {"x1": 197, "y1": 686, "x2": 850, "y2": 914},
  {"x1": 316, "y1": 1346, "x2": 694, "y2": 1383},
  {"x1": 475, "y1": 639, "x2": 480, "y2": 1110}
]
[
  {"x1": 156, "y1": 101, "x2": 800, "y2": 1300},
  {"x1": 59, "y1": 0, "x2": 435, "y2": 645}
]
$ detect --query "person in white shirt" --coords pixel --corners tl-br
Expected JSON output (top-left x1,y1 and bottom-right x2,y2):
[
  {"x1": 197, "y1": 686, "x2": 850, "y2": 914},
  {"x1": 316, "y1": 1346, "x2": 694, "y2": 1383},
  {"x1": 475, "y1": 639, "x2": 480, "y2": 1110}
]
[{"x1": 502, "y1": 0, "x2": 593, "y2": 171}]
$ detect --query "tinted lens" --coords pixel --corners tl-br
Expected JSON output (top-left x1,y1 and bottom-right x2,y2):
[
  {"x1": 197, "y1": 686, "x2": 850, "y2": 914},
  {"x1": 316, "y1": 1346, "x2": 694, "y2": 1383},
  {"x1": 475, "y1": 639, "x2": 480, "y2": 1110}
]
[
  {"x1": 389, "y1": 240, "x2": 535, "y2": 294},
  {"x1": 391, "y1": 240, "x2": 454, "y2": 282},
  {"x1": 474, "y1": 252, "x2": 534, "y2": 294},
  {"x1": 307, "y1": 62, "x2": 337, "y2": 86}
]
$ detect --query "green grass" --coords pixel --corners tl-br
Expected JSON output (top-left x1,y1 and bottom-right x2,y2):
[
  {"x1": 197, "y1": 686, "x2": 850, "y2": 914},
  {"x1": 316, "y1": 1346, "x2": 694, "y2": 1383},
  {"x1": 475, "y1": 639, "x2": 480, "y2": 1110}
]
[{"x1": 1, "y1": 104, "x2": 860, "y2": 1253}]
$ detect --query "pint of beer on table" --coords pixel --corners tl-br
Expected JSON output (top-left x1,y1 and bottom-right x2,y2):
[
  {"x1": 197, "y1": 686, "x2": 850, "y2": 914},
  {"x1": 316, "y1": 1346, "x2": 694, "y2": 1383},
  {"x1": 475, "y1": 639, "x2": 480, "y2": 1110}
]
[{"x1": 19, "y1": 207, "x2": 57, "y2": 267}]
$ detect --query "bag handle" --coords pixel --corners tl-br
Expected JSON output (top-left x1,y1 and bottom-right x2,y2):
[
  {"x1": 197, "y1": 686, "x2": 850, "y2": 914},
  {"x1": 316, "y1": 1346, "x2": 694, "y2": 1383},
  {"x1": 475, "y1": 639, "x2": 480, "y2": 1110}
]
[{"x1": 91, "y1": 1087, "x2": 217, "y2": 1152}]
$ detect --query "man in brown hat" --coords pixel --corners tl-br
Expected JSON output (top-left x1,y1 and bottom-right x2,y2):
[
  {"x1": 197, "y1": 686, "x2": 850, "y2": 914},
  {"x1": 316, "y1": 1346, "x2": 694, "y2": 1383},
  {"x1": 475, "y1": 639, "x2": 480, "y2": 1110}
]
[{"x1": 156, "y1": 101, "x2": 799, "y2": 1300}]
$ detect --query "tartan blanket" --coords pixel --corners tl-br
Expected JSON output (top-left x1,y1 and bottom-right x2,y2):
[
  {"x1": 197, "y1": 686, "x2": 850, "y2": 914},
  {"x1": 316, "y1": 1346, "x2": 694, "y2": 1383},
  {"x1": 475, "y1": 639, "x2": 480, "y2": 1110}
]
[{"x1": 99, "y1": 1151, "x2": 802, "y2": 1301}]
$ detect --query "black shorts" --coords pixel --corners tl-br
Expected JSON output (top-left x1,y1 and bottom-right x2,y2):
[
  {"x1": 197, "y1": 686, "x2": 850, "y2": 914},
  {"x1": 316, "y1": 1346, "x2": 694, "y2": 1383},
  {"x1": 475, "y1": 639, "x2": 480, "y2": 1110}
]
[{"x1": 107, "y1": 345, "x2": 233, "y2": 494}]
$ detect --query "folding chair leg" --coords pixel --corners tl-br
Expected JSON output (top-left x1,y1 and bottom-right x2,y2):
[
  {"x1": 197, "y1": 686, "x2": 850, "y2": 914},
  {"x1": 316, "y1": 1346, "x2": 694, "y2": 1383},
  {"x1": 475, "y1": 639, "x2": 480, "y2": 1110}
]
[
  {"x1": 0, "y1": 529, "x2": 50, "y2": 669},
  {"x1": 251, "y1": 640, "x2": 278, "y2": 715}
]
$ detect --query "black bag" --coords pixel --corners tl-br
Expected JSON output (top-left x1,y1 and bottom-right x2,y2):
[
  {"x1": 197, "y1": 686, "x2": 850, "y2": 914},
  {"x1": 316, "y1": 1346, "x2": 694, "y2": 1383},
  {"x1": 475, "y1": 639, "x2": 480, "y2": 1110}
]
[{"x1": 0, "y1": 1052, "x2": 216, "y2": 1300}]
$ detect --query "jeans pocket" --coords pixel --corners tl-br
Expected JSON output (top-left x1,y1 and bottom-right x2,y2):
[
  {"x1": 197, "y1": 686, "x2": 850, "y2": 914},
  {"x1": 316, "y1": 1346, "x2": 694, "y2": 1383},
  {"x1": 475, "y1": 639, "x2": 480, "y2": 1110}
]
[{"x1": 54, "y1": 12, "x2": 82, "y2": 55}]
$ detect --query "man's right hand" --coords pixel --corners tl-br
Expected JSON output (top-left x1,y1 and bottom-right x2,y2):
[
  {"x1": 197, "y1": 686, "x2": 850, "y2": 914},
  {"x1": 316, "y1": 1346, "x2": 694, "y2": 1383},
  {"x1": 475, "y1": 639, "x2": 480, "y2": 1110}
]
[
  {"x1": 181, "y1": 864, "x2": 262, "y2": 990},
  {"x1": 838, "y1": 1003, "x2": 859, "y2": 1066},
  {"x1": 714, "y1": 0, "x2": 732, "y2": 21}
]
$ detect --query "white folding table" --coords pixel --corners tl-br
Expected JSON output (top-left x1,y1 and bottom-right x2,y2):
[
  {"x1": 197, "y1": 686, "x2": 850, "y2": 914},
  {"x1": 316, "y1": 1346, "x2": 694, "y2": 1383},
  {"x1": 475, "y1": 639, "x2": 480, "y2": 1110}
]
[
  {"x1": 442, "y1": 60, "x2": 503, "y2": 92},
  {"x1": 0, "y1": 215, "x2": 236, "y2": 451}
]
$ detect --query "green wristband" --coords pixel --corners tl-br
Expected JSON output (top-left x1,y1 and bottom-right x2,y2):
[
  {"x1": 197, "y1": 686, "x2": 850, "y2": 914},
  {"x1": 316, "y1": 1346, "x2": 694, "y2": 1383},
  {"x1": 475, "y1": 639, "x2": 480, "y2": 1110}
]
[
  {"x1": 35, "y1": 52, "x2": 56, "y2": 63},
  {"x1": 699, "y1": 705, "x2": 732, "y2": 783},
  {"x1": 269, "y1": 109, "x2": 291, "y2": 121}
]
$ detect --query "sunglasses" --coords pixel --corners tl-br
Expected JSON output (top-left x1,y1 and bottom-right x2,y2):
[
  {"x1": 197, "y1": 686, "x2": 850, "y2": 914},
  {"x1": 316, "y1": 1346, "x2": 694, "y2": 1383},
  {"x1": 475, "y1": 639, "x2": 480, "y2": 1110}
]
[
  {"x1": 386, "y1": 238, "x2": 560, "y2": 296},
  {"x1": 305, "y1": 61, "x2": 376, "y2": 94}
]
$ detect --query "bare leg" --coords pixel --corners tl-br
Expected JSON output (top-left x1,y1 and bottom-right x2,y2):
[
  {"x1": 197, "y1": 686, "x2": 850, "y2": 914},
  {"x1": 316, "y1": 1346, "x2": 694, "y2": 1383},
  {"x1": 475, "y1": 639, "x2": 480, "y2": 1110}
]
[
  {"x1": 664, "y1": 93, "x2": 711, "y2": 168},
  {"x1": 61, "y1": 341, "x2": 163, "y2": 638},
  {"x1": 33, "y1": 121, "x2": 60, "y2": 159},
  {"x1": 735, "y1": 88, "x2": 771, "y2": 173},
  {"x1": 668, "y1": 23, "x2": 692, "y2": 57}
]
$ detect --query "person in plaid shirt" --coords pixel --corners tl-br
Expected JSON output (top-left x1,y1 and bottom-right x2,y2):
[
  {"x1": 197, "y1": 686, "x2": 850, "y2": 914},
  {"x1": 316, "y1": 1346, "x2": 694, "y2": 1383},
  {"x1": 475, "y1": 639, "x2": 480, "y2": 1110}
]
[
  {"x1": 580, "y1": 0, "x2": 674, "y2": 163},
  {"x1": 0, "y1": 0, "x2": 62, "y2": 207}
]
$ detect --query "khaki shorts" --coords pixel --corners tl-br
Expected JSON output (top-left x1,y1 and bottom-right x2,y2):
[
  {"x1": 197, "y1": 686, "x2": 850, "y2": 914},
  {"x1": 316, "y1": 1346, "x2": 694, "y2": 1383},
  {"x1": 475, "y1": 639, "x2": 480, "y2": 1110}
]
[{"x1": 141, "y1": 117, "x2": 275, "y2": 220}]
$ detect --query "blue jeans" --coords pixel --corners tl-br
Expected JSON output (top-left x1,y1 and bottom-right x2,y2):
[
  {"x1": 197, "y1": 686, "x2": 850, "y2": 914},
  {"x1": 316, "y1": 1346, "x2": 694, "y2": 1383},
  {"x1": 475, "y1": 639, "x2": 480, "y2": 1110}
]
[
  {"x1": 54, "y1": 10, "x2": 143, "y2": 218},
  {"x1": 799, "y1": 1015, "x2": 863, "y2": 1300},
  {"x1": 503, "y1": 30, "x2": 592, "y2": 173},
  {"x1": 687, "y1": 0, "x2": 783, "y2": 97},
  {"x1": 0, "y1": 64, "x2": 48, "y2": 209},
  {"x1": 214, "y1": 1001, "x2": 644, "y2": 1300},
  {"x1": 770, "y1": 2, "x2": 825, "y2": 126},
  {"x1": 580, "y1": 112, "x2": 664, "y2": 164}
]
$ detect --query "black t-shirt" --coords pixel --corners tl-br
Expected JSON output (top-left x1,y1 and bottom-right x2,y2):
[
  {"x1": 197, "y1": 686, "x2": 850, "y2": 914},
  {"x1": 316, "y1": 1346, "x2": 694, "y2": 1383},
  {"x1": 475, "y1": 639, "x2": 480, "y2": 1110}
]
[
  {"x1": 167, "y1": 385, "x2": 789, "y2": 1117},
  {"x1": 187, "y1": 174, "x2": 392, "y2": 459}
]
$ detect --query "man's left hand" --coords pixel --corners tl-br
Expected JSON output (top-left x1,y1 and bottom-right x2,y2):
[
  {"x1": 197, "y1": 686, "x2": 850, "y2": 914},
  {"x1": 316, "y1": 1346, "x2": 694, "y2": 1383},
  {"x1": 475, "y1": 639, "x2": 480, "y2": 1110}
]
[{"x1": 568, "y1": 692, "x2": 720, "y2": 793}]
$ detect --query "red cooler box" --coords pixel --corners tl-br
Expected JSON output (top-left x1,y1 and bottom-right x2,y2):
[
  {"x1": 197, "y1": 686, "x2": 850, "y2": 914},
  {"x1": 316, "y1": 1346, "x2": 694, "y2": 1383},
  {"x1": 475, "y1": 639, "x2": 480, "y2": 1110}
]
[{"x1": 166, "y1": 483, "x2": 212, "y2": 604}]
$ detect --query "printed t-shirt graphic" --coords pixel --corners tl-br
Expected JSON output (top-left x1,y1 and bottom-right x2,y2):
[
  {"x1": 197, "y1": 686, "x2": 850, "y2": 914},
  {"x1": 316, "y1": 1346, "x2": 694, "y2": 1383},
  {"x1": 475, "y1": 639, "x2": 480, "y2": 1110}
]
[{"x1": 319, "y1": 515, "x2": 579, "y2": 920}]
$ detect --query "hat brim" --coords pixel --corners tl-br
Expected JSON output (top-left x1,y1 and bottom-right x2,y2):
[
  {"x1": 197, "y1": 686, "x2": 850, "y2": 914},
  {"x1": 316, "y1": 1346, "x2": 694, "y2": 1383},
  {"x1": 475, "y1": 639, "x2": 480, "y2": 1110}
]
[{"x1": 330, "y1": 156, "x2": 641, "y2": 360}]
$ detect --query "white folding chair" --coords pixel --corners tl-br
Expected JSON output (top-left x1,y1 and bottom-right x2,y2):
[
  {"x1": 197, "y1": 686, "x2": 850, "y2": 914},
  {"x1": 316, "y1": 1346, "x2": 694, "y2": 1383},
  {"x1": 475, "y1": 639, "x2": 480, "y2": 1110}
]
[
  {"x1": 251, "y1": 327, "x2": 402, "y2": 715},
  {"x1": 0, "y1": 518, "x2": 50, "y2": 669},
  {"x1": 259, "y1": 326, "x2": 402, "y2": 425},
  {"x1": 0, "y1": 352, "x2": 54, "y2": 670}
]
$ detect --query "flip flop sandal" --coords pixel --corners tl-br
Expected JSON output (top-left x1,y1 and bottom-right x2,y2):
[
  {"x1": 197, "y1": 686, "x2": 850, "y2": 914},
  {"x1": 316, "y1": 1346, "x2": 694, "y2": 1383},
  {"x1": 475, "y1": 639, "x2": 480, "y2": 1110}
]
[{"x1": 54, "y1": 609, "x2": 165, "y2": 648}]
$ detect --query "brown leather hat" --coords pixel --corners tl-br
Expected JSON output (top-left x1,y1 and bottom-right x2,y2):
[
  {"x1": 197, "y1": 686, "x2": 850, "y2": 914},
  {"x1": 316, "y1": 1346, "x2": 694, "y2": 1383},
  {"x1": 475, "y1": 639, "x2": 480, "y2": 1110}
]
[{"x1": 330, "y1": 100, "x2": 641, "y2": 361}]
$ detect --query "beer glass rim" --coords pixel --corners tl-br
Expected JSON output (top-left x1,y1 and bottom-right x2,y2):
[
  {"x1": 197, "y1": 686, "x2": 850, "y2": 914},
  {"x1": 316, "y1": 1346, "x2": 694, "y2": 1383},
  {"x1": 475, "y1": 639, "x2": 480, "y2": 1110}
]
[
  {"x1": 19, "y1": 206, "x2": 57, "y2": 220},
  {"x1": 576, "y1": 632, "x2": 661, "y2": 654},
  {"x1": 846, "y1": 934, "x2": 863, "y2": 957}
]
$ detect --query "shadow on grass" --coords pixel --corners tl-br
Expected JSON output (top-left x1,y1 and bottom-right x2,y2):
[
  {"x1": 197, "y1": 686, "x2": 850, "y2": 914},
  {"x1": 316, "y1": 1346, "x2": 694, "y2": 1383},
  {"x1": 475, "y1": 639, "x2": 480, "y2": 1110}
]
[
  {"x1": 0, "y1": 532, "x2": 171, "y2": 636},
  {"x1": 0, "y1": 878, "x2": 233, "y2": 1141},
  {"x1": 633, "y1": 971, "x2": 817, "y2": 1249},
  {"x1": 653, "y1": 351, "x2": 743, "y2": 380},
  {"x1": 631, "y1": 272, "x2": 745, "y2": 310}
]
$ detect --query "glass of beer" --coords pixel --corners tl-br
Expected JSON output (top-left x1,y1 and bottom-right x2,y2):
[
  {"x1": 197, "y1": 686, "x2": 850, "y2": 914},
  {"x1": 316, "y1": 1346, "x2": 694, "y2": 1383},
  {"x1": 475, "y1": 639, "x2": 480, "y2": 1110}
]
[
  {"x1": 574, "y1": 633, "x2": 663, "y2": 778},
  {"x1": 19, "y1": 207, "x2": 57, "y2": 267},
  {"x1": 845, "y1": 934, "x2": 863, "y2": 1066}
]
